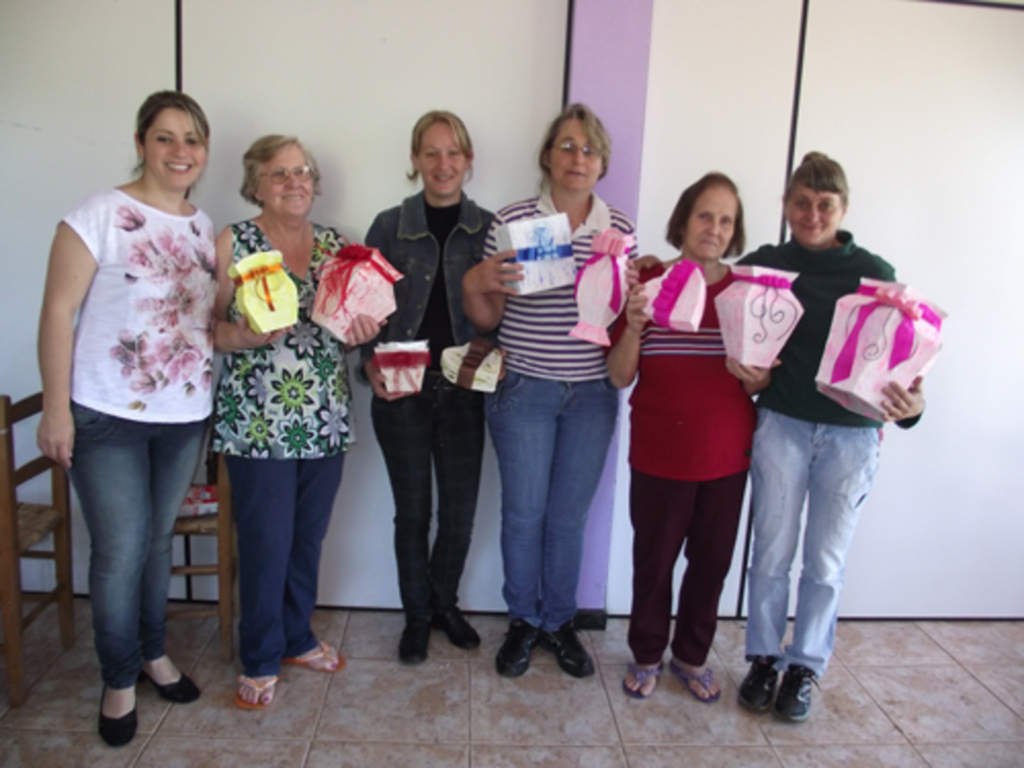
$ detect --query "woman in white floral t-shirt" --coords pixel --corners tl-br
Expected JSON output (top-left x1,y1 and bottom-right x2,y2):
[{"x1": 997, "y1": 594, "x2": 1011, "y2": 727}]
[{"x1": 37, "y1": 91, "x2": 215, "y2": 747}]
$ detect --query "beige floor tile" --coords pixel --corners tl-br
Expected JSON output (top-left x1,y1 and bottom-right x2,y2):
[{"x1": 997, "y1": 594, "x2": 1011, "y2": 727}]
[
  {"x1": 966, "y1": 664, "x2": 1024, "y2": 717},
  {"x1": 0, "y1": 636, "x2": 67, "y2": 705},
  {"x1": 472, "y1": 744, "x2": 627, "y2": 767},
  {"x1": 0, "y1": 726, "x2": 144, "y2": 767},
  {"x1": 339, "y1": 609, "x2": 484, "y2": 664},
  {"x1": 470, "y1": 656, "x2": 617, "y2": 746},
  {"x1": 774, "y1": 744, "x2": 929, "y2": 767},
  {"x1": 915, "y1": 742, "x2": 1024, "y2": 767},
  {"x1": 588, "y1": 618, "x2": 633, "y2": 667},
  {"x1": 916, "y1": 621, "x2": 1024, "y2": 665},
  {"x1": 736, "y1": 665, "x2": 907, "y2": 747},
  {"x1": 832, "y1": 622, "x2": 955, "y2": 667},
  {"x1": 307, "y1": 741, "x2": 468, "y2": 767},
  {"x1": 309, "y1": 607, "x2": 350, "y2": 651},
  {"x1": 605, "y1": 661, "x2": 766, "y2": 747},
  {"x1": 135, "y1": 735, "x2": 308, "y2": 767},
  {"x1": 624, "y1": 745, "x2": 782, "y2": 767},
  {"x1": 316, "y1": 658, "x2": 469, "y2": 743},
  {"x1": 851, "y1": 664, "x2": 1024, "y2": 743},
  {"x1": 157, "y1": 655, "x2": 327, "y2": 740},
  {"x1": 711, "y1": 620, "x2": 750, "y2": 668},
  {"x1": 0, "y1": 647, "x2": 169, "y2": 736}
]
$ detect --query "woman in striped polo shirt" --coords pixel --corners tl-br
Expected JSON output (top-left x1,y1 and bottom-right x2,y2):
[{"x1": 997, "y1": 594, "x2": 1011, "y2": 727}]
[{"x1": 463, "y1": 103, "x2": 636, "y2": 679}]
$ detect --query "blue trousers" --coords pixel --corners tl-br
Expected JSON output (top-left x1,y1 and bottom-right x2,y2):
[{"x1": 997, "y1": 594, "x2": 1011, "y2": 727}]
[
  {"x1": 225, "y1": 453, "x2": 344, "y2": 677},
  {"x1": 485, "y1": 370, "x2": 618, "y2": 631},
  {"x1": 69, "y1": 403, "x2": 206, "y2": 689}
]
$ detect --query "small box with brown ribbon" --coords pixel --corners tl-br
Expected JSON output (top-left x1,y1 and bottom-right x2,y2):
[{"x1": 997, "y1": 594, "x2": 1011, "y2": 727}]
[
  {"x1": 229, "y1": 250, "x2": 299, "y2": 333},
  {"x1": 440, "y1": 338, "x2": 502, "y2": 392}
]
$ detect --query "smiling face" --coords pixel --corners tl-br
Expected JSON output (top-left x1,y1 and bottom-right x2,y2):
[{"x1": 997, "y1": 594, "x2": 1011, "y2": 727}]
[
  {"x1": 680, "y1": 185, "x2": 738, "y2": 265},
  {"x1": 135, "y1": 108, "x2": 208, "y2": 193},
  {"x1": 785, "y1": 184, "x2": 847, "y2": 251},
  {"x1": 412, "y1": 121, "x2": 471, "y2": 207},
  {"x1": 254, "y1": 143, "x2": 314, "y2": 221},
  {"x1": 543, "y1": 118, "x2": 603, "y2": 197}
]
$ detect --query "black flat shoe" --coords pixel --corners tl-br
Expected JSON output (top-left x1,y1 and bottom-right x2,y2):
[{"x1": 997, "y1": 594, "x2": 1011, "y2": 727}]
[
  {"x1": 537, "y1": 621, "x2": 594, "y2": 678},
  {"x1": 98, "y1": 687, "x2": 137, "y2": 748},
  {"x1": 399, "y1": 619, "x2": 431, "y2": 665},
  {"x1": 432, "y1": 608, "x2": 481, "y2": 650},
  {"x1": 495, "y1": 619, "x2": 539, "y2": 678},
  {"x1": 138, "y1": 669, "x2": 201, "y2": 704}
]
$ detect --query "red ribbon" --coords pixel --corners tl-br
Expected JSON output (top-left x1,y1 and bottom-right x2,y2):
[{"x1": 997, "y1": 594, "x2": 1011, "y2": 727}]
[
  {"x1": 316, "y1": 244, "x2": 398, "y2": 317},
  {"x1": 233, "y1": 263, "x2": 283, "y2": 311},
  {"x1": 372, "y1": 351, "x2": 432, "y2": 368}
]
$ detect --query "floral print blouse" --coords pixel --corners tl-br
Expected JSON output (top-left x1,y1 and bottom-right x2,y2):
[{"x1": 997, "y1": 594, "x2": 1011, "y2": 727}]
[{"x1": 212, "y1": 221, "x2": 354, "y2": 459}]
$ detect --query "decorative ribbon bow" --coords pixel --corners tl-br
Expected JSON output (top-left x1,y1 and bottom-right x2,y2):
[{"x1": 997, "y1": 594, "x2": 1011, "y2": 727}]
[
  {"x1": 574, "y1": 229, "x2": 635, "y2": 314},
  {"x1": 830, "y1": 285, "x2": 943, "y2": 384},
  {"x1": 515, "y1": 243, "x2": 574, "y2": 262},
  {"x1": 734, "y1": 273, "x2": 793, "y2": 290},
  {"x1": 315, "y1": 244, "x2": 398, "y2": 316},
  {"x1": 233, "y1": 262, "x2": 284, "y2": 311},
  {"x1": 651, "y1": 260, "x2": 700, "y2": 329},
  {"x1": 373, "y1": 350, "x2": 432, "y2": 391}
]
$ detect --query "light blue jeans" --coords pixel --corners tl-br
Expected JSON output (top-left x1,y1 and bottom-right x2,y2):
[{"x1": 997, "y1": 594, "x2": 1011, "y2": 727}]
[
  {"x1": 745, "y1": 408, "x2": 880, "y2": 677},
  {"x1": 485, "y1": 370, "x2": 618, "y2": 631},
  {"x1": 69, "y1": 403, "x2": 207, "y2": 689}
]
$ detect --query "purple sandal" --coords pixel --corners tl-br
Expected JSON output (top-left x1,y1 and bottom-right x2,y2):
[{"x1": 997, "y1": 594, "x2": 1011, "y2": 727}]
[
  {"x1": 622, "y1": 662, "x2": 663, "y2": 699},
  {"x1": 669, "y1": 660, "x2": 721, "y2": 704}
]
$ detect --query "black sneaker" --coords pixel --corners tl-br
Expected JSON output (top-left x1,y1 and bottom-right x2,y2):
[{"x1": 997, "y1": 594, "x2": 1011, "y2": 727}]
[
  {"x1": 432, "y1": 608, "x2": 481, "y2": 650},
  {"x1": 537, "y1": 621, "x2": 595, "y2": 678},
  {"x1": 398, "y1": 619, "x2": 431, "y2": 665},
  {"x1": 773, "y1": 664, "x2": 817, "y2": 722},
  {"x1": 738, "y1": 655, "x2": 779, "y2": 712},
  {"x1": 495, "y1": 619, "x2": 539, "y2": 677}
]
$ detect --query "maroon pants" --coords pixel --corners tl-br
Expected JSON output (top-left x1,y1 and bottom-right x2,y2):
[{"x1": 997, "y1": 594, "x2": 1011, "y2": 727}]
[{"x1": 627, "y1": 468, "x2": 747, "y2": 666}]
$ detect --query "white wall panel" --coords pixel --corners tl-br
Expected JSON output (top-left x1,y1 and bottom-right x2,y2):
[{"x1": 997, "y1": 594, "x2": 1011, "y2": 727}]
[
  {"x1": 184, "y1": 0, "x2": 568, "y2": 609},
  {"x1": 608, "y1": 0, "x2": 804, "y2": 615},
  {"x1": 796, "y1": 0, "x2": 1024, "y2": 616}
]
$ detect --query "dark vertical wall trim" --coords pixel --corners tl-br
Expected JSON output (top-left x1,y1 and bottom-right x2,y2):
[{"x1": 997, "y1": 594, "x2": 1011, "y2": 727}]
[
  {"x1": 562, "y1": 0, "x2": 575, "y2": 107},
  {"x1": 924, "y1": 0, "x2": 1024, "y2": 10},
  {"x1": 735, "y1": 0, "x2": 812, "y2": 619},
  {"x1": 175, "y1": 0, "x2": 183, "y2": 91}
]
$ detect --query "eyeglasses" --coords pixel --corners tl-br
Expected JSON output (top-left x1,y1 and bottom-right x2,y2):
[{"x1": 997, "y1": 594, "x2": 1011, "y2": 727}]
[
  {"x1": 261, "y1": 165, "x2": 313, "y2": 184},
  {"x1": 556, "y1": 140, "x2": 601, "y2": 158}
]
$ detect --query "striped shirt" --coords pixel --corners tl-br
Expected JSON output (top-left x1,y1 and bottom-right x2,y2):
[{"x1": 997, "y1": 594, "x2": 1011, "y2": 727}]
[{"x1": 485, "y1": 191, "x2": 637, "y2": 381}]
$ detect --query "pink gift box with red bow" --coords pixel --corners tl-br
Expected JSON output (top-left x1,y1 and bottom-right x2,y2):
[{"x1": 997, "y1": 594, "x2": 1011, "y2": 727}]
[
  {"x1": 715, "y1": 266, "x2": 804, "y2": 367},
  {"x1": 312, "y1": 244, "x2": 403, "y2": 344},
  {"x1": 570, "y1": 229, "x2": 633, "y2": 346},
  {"x1": 815, "y1": 278, "x2": 946, "y2": 420}
]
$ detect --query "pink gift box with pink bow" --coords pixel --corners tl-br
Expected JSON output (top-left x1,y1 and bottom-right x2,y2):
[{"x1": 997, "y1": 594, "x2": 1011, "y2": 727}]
[
  {"x1": 570, "y1": 229, "x2": 633, "y2": 346},
  {"x1": 312, "y1": 244, "x2": 403, "y2": 344},
  {"x1": 714, "y1": 266, "x2": 804, "y2": 367},
  {"x1": 815, "y1": 279, "x2": 945, "y2": 421},
  {"x1": 641, "y1": 259, "x2": 706, "y2": 332}
]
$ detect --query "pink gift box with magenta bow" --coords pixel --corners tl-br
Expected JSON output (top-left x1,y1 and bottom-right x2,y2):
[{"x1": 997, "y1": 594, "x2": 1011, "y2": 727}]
[
  {"x1": 569, "y1": 229, "x2": 633, "y2": 346},
  {"x1": 640, "y1": 259, "x2": 706, "y2": 332},
  {"x1": 715, "y1": 265, "x2": 804, "y2": 367},
  {"x1": 815, "y1": 278, "x2": 946, "y2": 421}
]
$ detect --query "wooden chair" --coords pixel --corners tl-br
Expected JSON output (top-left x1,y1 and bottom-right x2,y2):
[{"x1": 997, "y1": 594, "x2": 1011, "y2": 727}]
[
  {"x1": 167, "y1": 454, "x2": 235, "y2": 663},
  {"x1": 0, "y1": 393, "x2": 75, "y2": 706}
]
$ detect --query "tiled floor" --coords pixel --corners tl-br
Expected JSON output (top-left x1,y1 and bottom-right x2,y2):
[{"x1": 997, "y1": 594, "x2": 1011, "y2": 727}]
[{"x1": 2, "y1": 600, "x2": 1023, "y2": 767}]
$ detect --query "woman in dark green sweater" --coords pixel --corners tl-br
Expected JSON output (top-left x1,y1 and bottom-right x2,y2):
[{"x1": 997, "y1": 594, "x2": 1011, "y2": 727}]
[{"x1": 729, "y1": 153, "x2": 925, "y2": 723}]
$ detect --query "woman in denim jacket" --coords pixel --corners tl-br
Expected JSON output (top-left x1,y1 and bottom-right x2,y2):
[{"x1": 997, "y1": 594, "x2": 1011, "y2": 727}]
[{"x1": 361, "y1": 111, "x2": 494, "y2": 665}]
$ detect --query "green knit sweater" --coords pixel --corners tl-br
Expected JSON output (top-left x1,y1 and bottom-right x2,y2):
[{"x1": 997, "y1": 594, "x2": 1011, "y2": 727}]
[{"x1": 740, "y1": 231, "x2": 896, "y2": 428}]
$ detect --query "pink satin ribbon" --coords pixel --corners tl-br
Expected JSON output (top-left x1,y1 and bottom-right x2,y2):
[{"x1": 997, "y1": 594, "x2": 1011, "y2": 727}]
[
  {"x1": 734, "y1": 272, "x2": 793, "y2": 290},
  {"x1": 829, "y1": 285, "x2": 943, "y2": 384},
  {"x1": 573, "y1": 229, "x2": 635, "y2": 314},
  {"x1": 651, "y1": 260, "x2": 699, "y2": 329}
]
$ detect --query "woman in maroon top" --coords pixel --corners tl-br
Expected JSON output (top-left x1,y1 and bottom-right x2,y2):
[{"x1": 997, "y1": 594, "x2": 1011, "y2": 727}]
[{"x1": 608, "y1": 173, "x2": 765, "y2": 700}]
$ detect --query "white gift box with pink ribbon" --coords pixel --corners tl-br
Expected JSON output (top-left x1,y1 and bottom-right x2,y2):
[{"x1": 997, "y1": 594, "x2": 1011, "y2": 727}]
[
  {"x1": 569, "y1": 229, "x2": 633, "y2": 346},
  {"x1": 815, "y1": 278, "x2": 945, "y2": 420},
  {"x1": 312, "y1": 244, "x2": 403, "y2": 344},
  {"x1": 496, "y1": 213, "x2": 575, "y2": 295},
  {"x1": 373, "y1": 341, "x2": 431, "y2": 395},
  {"x1": 714, "y1": 266, "x2": 804, "y2": 367},
  {"x1": 640, "y1": 260, "x2": 706, "y2": 332}
]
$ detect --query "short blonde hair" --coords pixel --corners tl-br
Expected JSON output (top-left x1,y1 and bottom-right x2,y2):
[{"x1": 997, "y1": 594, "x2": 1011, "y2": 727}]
[
  {"x1": 538, "y1": 103, "x2": 612, "y2": 181},
  {"x1": 239, "y1": 135, "x2": 322, "y2": 206},
  {"x1": 407, "y1": 110, "x2": 475, "y2": 182}
]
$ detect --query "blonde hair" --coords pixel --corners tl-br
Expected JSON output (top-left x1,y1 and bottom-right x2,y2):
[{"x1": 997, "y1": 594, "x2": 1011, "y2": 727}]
[
  {"x1": 407, "y1": 110, "x2": 475, "y2": 182},
  {"x1": 132, "y1": 91, "x2": 210, "y2": 177},
  {"x1": 538, "y1": 103, "x2": 612, "y2": 181},
  {"x1": 239, "y1": 135, "x2": 322, "y2": 206}
]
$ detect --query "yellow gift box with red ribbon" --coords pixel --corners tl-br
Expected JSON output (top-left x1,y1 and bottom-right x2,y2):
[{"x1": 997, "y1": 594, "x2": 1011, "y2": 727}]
[{"x1": 229, "y1": 250, "x2": 299, "y2": 333}]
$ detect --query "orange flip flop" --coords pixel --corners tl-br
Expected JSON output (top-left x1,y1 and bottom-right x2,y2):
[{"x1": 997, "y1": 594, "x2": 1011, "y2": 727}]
[
  {"x1": 282, "y1": 641, "x2": 345, "y2": 673},
  {"x1": 234, "y1": 675, "x2": 278, "y2": 710}
]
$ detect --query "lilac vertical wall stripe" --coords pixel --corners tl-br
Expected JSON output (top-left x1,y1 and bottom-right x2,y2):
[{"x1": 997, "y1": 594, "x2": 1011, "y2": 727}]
[{"x1": 568, "y1": 0, "x2": 654, "y2": 611}]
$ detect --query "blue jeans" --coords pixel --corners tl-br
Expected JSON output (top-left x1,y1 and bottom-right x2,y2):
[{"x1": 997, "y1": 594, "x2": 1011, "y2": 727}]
[
  {"x1": 485, "y1": 370, "x2": 618, "y2": 631},
  {"x1": 68, "y1": 403, "x2": 206, "y2": 689},
  {"x1": 745, "y1": 409, "x2": 880, "y2": 677},
  {"x1": 371, "y1": 374, "x2": 485, "y2": 622},
  {"x1": 225, "y1": 454, "x2": 344, "y2": 678}
]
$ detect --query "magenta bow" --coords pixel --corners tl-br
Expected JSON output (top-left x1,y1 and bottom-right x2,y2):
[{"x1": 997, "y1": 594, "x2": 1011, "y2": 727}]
[
  {"x1": 651, "y1": 260, "x2": 700, "y2": 329},
  {"x1": 573, "y1": 229, "x2": 635, "y2": 314}
]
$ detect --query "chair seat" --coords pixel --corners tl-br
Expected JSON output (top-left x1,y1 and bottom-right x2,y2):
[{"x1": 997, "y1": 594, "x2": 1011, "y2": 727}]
[
  {"x1": 173, "y1": 513, "x2": 219, "y2": 537},
  {"x1": 16, "y1": 503, "x2": 62, "y2": 553}
]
